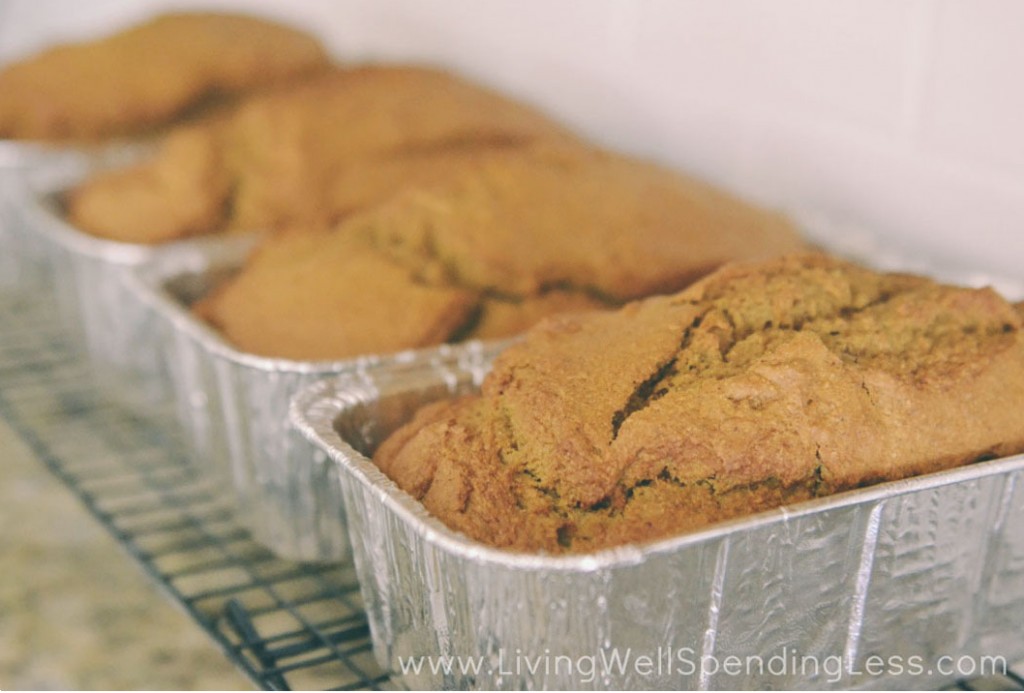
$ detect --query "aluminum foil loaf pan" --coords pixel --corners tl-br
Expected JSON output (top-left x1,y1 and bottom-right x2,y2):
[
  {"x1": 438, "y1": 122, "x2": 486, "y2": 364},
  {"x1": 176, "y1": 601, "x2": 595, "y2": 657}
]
[
  {"x1": 291, "y1": 354, "x2": 1024, "y2": 691},
  {"x1": 6, "y1": 153, "x2": 249, "y2": 408},
  {"x1": 124, "y1": 242, "x2": 512, "y2": 562},
  {"x1": 0, "y1": 140, "x2": 150, "y2": 290},
  {"x1": 0, "y1": 144, "x2": 87, "y2": 290},
  {"x1": 0, "y1": 139, "x2": 125, "y2": 168}
]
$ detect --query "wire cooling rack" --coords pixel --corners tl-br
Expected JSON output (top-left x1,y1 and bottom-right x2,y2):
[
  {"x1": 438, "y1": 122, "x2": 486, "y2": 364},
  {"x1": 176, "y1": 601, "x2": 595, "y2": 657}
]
[
  {"x1": 1, "y1": 284, "x2": 1023, "y2": 692},
  {"x1": 0, "y1": 287, "x2": 393, "y2": 691}
]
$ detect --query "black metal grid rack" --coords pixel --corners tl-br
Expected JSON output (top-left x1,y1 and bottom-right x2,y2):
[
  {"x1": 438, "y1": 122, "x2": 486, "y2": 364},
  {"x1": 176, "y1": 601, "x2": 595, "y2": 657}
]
[
  {"x1": 1, "y1": 284, "x2": 1023, "y2": 692},
  {"x1": 0, "y1": 287, "x2": 393, "y2": 691}
]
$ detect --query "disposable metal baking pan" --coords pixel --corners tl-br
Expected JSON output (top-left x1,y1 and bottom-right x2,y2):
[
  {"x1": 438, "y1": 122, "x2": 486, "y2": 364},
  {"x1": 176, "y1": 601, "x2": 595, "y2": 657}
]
[
  {"x1": 7, "y1": 152, "x2": 240, "y2": 408},
  {"x1": 125, "y1": 243, "x2": 512, "y2": 562},
  {"x1": 0, "y1": 142, "x2": 85, "y2": 289},
  {"x1": 0, "y1": 139, "x2": 121, "y2": 168},
  {"x1": 291, "y1": 351, "x2": 1024, "y2": 690},
  {"x1": 130, "y1": 210, "x2": 1023, "y2": 565},
  {"x1": 0, "y1": 139, "x2": 150, "y2": 290}
]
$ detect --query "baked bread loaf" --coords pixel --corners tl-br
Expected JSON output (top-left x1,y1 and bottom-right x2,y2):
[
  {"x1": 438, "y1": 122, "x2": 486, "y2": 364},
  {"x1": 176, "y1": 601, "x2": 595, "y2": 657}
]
[
  {"x1": 65, "y1": 124, "x2": 231, "y2": 243},
  {"x1": 0, "y1": 12, "x2": 328, "y2": 141},
  {"x1": 374, "y1": 253, "x2": 1024, "y2": 554},
  {"x1": 65, "y1": 65, "x2": 577, "y2": 243},
  {"x1": 193, "y1": 145, "x2": 803, "y2": 360}
]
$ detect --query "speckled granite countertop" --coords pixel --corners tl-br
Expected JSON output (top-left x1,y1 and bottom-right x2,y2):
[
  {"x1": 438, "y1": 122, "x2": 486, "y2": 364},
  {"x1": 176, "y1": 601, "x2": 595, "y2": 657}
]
[{"x1": 0, "y1": 417, "x2": 250, "y2": 690}]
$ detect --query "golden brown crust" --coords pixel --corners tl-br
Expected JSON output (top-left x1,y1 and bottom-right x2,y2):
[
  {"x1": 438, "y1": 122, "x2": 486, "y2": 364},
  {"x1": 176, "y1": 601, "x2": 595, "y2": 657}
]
[
  {"x1": 471, "y1": 292, "x2": 609, "y2": 341},
  {"x1": 353, "y1": 145, "x2": 802, "y2": 302},
  {"x1": 65, "y1": 65, "x2": 578, "y2": 243},
  {"x1": 194, "y1": 144, "x2": 803, "y2": 360},
  {"x1": 193, "y1": 230, "x2": 478, "y2": 361},
  {"x1": 0, "y1": 12, "x2": 328, "y2": 141},
  {"x1": 65, "y1": 125, "x2": 230, "y2": 243},
  {"x1": 374, "y1": 253, "x2": 1024, "y2": 554},
  {"x1": 220, "y1": 66, "x2": 579, "y2": 231}
]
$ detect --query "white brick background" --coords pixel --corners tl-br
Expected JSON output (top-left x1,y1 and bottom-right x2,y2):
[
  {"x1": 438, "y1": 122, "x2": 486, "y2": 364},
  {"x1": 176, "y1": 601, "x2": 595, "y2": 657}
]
[{"x1": 2, "y1": 0, "x2": 1021, "y2": 278}]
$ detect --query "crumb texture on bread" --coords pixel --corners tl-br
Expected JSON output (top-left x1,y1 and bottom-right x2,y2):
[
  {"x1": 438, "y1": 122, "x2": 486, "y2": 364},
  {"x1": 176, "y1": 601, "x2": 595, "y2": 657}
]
[
  {"x1": 193, "y1": 145, "x2": 803, "y2": 359},
  {"x1": 374, "y1": 253, "x2": 1024, "y2": 553}
]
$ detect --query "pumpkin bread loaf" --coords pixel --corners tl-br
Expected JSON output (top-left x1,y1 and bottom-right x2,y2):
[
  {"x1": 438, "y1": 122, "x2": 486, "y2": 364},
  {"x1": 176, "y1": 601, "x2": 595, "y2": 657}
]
[
  {"x1": 0, "y1": 12, "x2": 328, "y2": 141},
  {"x1": 374, "y1": 253, "x2": 1024, "y2": 553},
  {"x1": 193, "y1": 145, "x2": 803, "y2": 359},
  {"x1": 65, "y1": 65, "x2": 578, "y2": 243}
]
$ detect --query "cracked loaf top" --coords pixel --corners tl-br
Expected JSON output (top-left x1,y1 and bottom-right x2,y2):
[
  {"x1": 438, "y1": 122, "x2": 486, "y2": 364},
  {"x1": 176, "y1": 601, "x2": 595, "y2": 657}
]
[
  {"x1": 374, "y1": 253, "x2": 1024, "y2": 554},
  {"x1": 192, "y1": 144, "x2": 803, "y2": 360}
]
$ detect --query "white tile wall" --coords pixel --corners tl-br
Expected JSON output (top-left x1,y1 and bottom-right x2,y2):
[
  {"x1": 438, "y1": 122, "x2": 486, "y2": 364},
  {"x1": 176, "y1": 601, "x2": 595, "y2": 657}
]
[{"x1": 1, "y1": 0, "x2": 1021, "y2": 277}]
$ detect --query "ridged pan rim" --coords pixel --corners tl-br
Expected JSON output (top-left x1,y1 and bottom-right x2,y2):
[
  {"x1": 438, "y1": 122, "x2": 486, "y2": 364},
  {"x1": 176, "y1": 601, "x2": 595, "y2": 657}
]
[
  {"x1": 14, "y1": 142, "x2": 191, "y2": 263},
  {"x1": 124, "y1": 239, "x2": 518, "y2": 374},
  {"x1": 290, "y1": 366, "x2": 1024, "y2": 574}
]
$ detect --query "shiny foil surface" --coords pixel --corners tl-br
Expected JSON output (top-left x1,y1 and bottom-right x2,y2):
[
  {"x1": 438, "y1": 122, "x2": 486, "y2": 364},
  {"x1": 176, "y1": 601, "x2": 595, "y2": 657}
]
[
  {"x1": 291, "y1": 359, "x2": 1024, "y2": 690},
  {"x1": 127, "y1": 244, "x2": 513, "y2": 562},
  {"x1": 9, "y1": 151, "x2": 1024, "y2": 687},
  {"x1": 0, "y1": 142, "x2": 84, "y2": 290},
  {"x1": 5, "y1": 149, "x2": 176, "y2": 407}
]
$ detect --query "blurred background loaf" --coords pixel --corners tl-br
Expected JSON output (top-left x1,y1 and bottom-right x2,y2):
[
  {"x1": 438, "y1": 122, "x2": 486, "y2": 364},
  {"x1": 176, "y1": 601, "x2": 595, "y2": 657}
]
[
  {"x1": 191, "y1": 144, "x2": 804, "y2": 359},
  {"x1": 5, "y1": 0, "x2": 1017, "y2": 277},
  {"x1": 63, "y1": 64, "x2": 581, "y2": 242},
  {"x1": 0, "y1": 11, "x2": 329, "y2": 140},
  {"x1": 0, "y1": 6, "x2": 808, "y2": 364}
]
